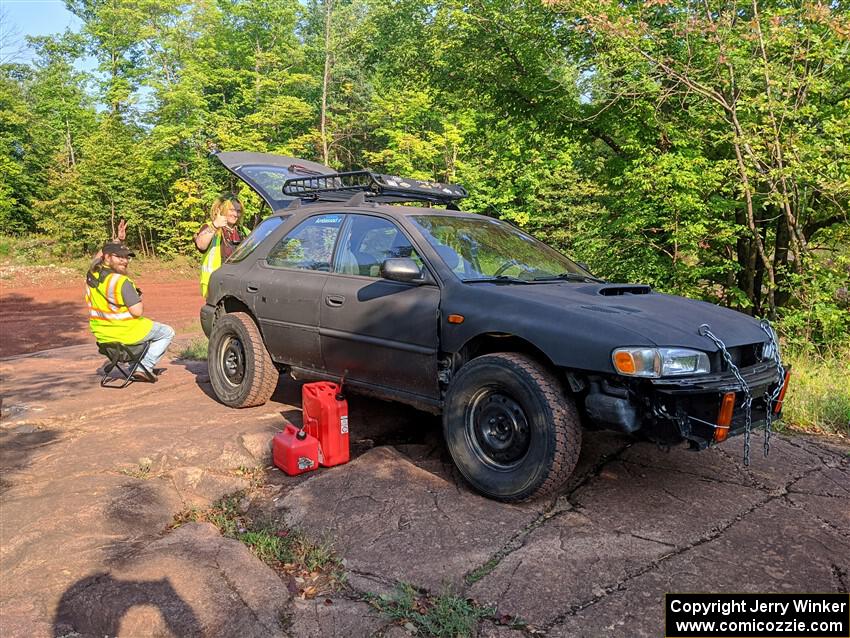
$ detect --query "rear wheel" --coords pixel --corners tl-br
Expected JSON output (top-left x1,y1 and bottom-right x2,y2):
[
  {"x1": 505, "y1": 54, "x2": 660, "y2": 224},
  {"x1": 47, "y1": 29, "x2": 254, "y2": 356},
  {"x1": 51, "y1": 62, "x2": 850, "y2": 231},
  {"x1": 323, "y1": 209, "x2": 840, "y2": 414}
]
[
  {"x1": 208, "y1": 312, "x2": 278, "y2": 408},
  {"x1": 443, "y1": 353, "x2": 581, "y2": 501}
]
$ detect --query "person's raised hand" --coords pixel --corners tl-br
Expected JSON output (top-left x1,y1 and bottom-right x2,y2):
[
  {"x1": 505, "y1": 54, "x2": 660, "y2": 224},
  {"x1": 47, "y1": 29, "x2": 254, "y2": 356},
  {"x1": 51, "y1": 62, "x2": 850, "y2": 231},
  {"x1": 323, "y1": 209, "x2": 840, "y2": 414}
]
[
  {"x1": 212, "y1": 213, "x2": 227, "y2": 229},
  {"x1": 116, "y1": 219, "x2": 127, "y2": 241}
]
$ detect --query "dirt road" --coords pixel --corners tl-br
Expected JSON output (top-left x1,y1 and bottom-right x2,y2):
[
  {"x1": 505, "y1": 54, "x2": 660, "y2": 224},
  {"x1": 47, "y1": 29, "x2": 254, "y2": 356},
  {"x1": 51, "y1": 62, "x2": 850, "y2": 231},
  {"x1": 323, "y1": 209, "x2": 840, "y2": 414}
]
[
  {"x1": 0, "y1": 279, "x2": 203, "y2": 357},
  {"x1": 0, "y1": 283, "x2": 848, "y2": 637}
]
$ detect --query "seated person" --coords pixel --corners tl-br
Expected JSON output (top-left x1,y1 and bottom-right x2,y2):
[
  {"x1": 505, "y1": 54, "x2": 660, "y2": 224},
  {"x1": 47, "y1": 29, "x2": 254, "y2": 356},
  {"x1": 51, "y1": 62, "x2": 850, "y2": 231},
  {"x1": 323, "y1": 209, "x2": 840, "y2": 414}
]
[{"x1": 86, "y1": 240, "x2": 174, "y2": 382}]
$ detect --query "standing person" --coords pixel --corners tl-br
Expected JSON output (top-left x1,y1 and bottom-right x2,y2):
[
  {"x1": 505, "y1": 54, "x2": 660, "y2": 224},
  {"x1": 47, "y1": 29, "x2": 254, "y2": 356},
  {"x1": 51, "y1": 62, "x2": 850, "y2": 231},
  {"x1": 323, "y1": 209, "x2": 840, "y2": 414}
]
[
  {"x1": 194, "y1": 194, "x2": 249, "y2": 297},
  {"x1": 86, "y1": 241, "x2": 175, "y2": 382}
]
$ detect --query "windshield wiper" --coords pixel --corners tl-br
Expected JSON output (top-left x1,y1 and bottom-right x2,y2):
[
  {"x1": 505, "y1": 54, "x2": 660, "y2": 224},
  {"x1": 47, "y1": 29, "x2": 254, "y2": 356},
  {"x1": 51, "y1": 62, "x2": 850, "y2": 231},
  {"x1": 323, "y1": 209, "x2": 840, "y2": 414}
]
[
  {"x1": 532, "y1": 272, "x2": 605, "y2": 283},
  {"x1": 462, "y1": 275, "x2": 530, "y2": 284}
]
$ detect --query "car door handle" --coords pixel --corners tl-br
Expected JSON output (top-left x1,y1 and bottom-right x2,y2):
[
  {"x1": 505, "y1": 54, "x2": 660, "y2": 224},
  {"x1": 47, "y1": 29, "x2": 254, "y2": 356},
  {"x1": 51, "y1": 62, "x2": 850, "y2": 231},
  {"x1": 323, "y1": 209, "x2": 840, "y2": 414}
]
[
  {"x1": 325, "y1": 295, "x2": 345, "y2": 307},
  {"x1": 247, "y1": 284, "x2": 259, "y2": 293}
]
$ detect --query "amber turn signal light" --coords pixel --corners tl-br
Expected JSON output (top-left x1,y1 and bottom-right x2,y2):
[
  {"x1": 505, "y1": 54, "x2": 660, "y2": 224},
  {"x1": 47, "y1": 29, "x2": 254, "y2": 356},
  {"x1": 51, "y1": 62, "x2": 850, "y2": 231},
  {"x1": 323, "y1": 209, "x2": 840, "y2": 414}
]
[
  {"x1": 447, "y1": 314, "x2": 464, "y2": 324},
  {"x1": 714, "y1": 391, "x2": 736, "y2": 442},
  {"x1": 613, "y1": 351, "x2": 636, "y2": 375},
  {"x1": 774, "y1": 370, "x2": 791, "y2": 414}
]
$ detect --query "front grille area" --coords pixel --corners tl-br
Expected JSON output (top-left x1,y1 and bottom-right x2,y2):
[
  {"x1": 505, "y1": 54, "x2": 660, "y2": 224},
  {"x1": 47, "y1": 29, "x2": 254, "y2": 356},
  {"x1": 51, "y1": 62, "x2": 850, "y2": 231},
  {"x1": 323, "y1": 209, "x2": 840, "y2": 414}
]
[
  {"x1": 650, "y1": 360, "x2": 780, "y2": 395},
  {"x1": 709, "y1": 343, "x2": 761, "y2": 372}
]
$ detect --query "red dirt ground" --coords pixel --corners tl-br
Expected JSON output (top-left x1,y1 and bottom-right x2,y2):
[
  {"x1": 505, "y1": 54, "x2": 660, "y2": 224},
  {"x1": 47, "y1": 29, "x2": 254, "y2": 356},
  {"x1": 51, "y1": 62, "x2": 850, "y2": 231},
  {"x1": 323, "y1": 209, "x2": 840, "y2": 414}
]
[{"x1": 0, "y1": 277, "x2": 204, "y2": 358}]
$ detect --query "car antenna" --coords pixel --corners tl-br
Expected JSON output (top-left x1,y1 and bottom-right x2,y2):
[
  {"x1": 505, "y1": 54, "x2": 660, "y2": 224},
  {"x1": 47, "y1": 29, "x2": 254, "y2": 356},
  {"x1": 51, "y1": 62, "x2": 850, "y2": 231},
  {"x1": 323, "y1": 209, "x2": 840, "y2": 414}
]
[{"x1": 336, "y1": 370, "x2": 347, "y2": 401}]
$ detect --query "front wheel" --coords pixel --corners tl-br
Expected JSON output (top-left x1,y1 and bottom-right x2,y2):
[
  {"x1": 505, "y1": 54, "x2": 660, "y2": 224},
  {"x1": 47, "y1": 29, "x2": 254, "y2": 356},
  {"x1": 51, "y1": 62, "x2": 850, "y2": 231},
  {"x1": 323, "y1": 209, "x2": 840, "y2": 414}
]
[
  {"x1": 208, "y1": 312, "x2": 278, "y2": 408},
  {"x1": 443, "y1": 353, "x2": 581, "y2": 501}
]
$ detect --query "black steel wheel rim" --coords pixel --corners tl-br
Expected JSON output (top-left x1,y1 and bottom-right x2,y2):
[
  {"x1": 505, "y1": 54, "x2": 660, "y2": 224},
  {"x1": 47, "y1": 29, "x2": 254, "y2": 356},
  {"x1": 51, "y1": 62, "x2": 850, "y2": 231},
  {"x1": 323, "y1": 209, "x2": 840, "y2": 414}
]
[
  {"x1": 220, "y1": 336, "x2": 246, "y2": 386},
  {"x1": 465, "y1": 387, "x2": 531, "y2": 469}
]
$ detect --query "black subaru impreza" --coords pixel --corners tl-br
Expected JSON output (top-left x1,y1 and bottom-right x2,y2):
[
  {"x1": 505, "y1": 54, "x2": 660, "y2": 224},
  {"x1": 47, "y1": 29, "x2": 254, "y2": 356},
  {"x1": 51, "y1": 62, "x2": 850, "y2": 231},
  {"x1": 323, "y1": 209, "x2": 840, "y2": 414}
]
[{"x1": 201, "y1": 151, "x2": 789, "y2": 501}]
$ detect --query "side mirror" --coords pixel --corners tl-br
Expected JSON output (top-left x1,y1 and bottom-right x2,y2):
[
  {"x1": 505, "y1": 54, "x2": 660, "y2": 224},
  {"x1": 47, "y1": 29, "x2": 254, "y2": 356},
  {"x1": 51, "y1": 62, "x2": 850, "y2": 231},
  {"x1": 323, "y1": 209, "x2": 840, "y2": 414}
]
[{"x1": 381, "y1": 258, "x2": 426, "y2": 284}]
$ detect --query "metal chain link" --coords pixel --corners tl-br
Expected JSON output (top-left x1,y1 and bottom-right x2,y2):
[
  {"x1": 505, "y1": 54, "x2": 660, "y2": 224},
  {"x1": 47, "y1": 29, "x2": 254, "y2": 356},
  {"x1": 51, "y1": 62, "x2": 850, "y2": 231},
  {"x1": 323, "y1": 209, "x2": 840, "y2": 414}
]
[
  {"x1": 759, "y1": 319, "x2": 786, "y2": 458},
  {"x1": 697, "y1": 321, "x2": 785, "y2": 466},
  {"x1": 699, "y1": 324, "x2": 754, "y2": 465}
]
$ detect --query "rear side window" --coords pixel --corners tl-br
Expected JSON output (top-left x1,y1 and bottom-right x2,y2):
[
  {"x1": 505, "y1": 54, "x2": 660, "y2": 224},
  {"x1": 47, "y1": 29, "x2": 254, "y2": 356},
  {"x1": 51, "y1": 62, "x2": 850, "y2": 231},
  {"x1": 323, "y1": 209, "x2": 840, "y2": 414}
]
[
  {"x1": 266, "y1": 214, "x2": 344, "y2": 271},
  {"x1": 227, "y1": 215, "x2": 288, "y2": 263},
  {"x1": 334, "y1": 215, "x2": 423, "y2": 277}
]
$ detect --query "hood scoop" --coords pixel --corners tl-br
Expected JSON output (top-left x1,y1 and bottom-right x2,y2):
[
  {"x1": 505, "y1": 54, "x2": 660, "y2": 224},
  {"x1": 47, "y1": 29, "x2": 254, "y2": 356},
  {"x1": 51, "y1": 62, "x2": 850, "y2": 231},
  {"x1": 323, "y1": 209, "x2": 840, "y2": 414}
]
[{"x1": 597, "y1": 284, "x2": 652, "y2": 296}]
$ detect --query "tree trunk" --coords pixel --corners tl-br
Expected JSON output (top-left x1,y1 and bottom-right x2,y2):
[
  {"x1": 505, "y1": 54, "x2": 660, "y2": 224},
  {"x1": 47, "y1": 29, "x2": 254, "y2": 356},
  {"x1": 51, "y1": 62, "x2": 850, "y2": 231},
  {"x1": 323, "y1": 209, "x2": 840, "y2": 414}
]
[
  {"x1": 320, "y1": 0, "x2": 334, "y2": 166},
  {"x1": 65, "y1": 116, "x2": 76, "y2": 168},
  {"x1": 110, "y1": 198, "x2": 116, "y2": 239},
  {"x1": 735, "y1": 208, "x2": 754, "y2": 311},
  {"x1": 731, "y1": 133, "x2": 776, "y2": 317},
  {"x1": 751, "y1": 221, "x2": 769, "y2": 316},
  {"x1": 773, "y1": 211, "x2": 791, "y2": 308},
  {"x1": 138, "y1": 226, "x2": 147, "y2": 258}
]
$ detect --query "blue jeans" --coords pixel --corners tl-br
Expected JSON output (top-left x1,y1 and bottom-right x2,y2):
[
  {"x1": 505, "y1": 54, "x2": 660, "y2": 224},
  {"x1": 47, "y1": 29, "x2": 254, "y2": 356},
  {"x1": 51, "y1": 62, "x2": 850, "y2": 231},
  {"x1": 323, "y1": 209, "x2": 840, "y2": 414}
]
[{"x1": 134, "y1": 322, "x2": 175, "y2": 371}]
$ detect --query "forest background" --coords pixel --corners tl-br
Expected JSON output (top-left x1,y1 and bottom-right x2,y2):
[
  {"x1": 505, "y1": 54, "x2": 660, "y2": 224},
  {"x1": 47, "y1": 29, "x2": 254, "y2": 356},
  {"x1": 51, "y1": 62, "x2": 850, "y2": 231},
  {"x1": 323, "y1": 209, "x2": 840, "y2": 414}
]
[{"x1": 1, "y1": 0, "x2": 848, "y2": 431}]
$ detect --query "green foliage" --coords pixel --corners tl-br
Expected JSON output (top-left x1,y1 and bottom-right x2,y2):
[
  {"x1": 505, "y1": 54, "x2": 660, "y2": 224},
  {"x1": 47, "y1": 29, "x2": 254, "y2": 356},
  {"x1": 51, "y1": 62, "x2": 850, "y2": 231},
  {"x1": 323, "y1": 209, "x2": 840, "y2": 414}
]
[
  {"x1": 366, "y1": 583, "x2": 494, "y2": 637},
  {"x1": 178, "y1": 336, "x2": 209, "y2": 361},
  {"x1": 3, "y1": 0, "x2": 848, "y2": 350},
  {"x1": 174, "y1": 496, "x2": 344, "y2": 577},
  {"x1": 780, "y1": 345, "x2": 850, "y2": 438},
  {"x1": 0, "y1": 68, "x2": 37, "y2": 233}
]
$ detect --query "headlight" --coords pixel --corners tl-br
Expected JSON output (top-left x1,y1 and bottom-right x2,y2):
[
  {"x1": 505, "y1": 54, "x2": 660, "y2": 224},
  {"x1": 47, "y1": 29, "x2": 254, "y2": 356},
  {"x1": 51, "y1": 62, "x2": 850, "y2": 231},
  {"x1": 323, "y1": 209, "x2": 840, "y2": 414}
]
[{"x1": 612, "y1": 347, "x2": 710, "y2": 378}]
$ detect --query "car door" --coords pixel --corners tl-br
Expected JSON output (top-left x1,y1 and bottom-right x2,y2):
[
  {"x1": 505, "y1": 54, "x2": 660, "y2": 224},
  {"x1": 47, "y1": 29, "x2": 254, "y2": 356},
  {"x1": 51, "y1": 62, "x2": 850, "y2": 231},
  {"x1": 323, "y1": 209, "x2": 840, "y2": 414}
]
[
  {"x1": 320, "y1": 214, "x2": 441, "y2": 399},
  {"x1": 251, "y1": 213, "x2": 345, "y2": 370}
]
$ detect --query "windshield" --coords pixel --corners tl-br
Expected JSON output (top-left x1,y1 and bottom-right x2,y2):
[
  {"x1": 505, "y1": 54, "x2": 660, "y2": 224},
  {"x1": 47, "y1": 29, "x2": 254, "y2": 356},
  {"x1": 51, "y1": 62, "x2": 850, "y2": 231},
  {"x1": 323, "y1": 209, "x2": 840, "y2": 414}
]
[{"x1": 410, "y1": 215, "x2": 593, "y2": 282}]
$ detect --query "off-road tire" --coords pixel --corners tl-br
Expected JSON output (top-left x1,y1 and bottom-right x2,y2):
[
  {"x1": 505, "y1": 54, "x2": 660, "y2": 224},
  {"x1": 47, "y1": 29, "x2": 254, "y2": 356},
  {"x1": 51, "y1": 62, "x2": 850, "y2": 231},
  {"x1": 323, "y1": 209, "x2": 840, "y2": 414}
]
[
  {"x1": 443, "y1": 353, "x2": 581, "y2": 501},
  {"x1": 208, "y1": 312, "x2": 278, "y2": 408}
]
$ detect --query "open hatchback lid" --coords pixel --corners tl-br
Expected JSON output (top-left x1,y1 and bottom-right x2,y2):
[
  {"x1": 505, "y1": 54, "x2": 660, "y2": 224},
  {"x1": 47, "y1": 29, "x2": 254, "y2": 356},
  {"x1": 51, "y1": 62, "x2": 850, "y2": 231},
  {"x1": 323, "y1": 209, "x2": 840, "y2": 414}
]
[{"x1": 215, "y1": 152, "x2": 336, "y2": 211}]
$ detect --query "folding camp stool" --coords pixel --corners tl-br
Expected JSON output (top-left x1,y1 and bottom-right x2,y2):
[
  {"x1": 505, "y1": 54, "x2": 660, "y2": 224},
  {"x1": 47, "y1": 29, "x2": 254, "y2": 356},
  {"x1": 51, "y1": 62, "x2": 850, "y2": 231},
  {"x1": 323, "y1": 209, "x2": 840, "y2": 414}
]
[{"x1": 97, "y1": 341, "x2": 151, "y2": 388}]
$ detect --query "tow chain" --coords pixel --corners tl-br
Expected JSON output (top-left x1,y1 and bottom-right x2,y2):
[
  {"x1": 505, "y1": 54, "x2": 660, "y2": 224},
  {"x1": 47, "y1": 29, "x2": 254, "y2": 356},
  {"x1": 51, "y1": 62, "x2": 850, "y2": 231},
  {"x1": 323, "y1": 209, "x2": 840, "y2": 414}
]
[
  {"x1": 759, "y1": 320, "x2": 786, "y2": 457},
  {"x1": 698, "y1": 320, "x2": 783, "y2": 466},
  {"x1": 699, "y1": 324, "x2": 754, "y2": 464}
]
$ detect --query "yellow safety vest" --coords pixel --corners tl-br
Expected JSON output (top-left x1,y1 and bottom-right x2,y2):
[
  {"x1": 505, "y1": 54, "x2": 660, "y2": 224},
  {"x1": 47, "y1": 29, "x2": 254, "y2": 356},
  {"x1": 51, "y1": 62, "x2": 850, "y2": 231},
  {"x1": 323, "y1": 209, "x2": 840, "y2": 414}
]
[
  {"x1": 86, "y1": 271, "x2": 153, "y2": 344},
  {"x1": 199, "y1": 225, "x2": 248, "y2": 297}
]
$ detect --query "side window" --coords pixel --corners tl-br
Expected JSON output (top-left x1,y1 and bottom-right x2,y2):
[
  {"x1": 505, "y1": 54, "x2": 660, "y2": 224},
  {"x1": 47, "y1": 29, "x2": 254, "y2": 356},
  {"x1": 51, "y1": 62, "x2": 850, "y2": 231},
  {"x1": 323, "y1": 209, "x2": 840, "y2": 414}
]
[
  {"x1": 334, "y1": 215, "x2": 423, "y2": 278},
  {"x1": 266, "y1": 214, "x2": 344, "y2": 271},
  {"x1": 227, "y1": 215, "x2": 288, "y2": 263}
]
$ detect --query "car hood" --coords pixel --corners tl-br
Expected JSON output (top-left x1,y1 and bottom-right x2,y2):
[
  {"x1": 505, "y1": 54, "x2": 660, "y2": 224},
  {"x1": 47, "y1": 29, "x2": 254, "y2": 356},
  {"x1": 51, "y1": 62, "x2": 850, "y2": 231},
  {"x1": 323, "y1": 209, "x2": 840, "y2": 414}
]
[{"x1": 480, "y1": 282, "x2": 767, "y2": 350}]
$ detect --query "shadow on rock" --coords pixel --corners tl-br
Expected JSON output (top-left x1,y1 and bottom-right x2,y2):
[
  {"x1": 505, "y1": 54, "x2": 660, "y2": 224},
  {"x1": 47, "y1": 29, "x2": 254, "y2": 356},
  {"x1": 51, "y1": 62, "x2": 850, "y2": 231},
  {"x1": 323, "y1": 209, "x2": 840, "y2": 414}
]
[
  {"x1": 100, "y1": 480, "x2": 185, "y2": 565},
  {"x1": 0, "y1": 426, "x2": 60, "y2": 493},
  {"x1": 0, "y1": 293, "x2": 89, "y2": 358},
  {"x1": 172, "y1": 358, "x2": 220, "y2": 401},
  {"x1": 52, "y1": 573, "x2": 203, "y2": 638}
]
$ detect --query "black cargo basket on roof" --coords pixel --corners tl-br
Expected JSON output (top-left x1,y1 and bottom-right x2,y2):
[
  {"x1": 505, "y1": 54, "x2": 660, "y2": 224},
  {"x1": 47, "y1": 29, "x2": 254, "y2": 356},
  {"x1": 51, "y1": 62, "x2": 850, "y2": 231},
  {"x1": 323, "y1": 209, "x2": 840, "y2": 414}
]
[{"x1": 282, "y1": 170, "x2": 468, "y2": 206}]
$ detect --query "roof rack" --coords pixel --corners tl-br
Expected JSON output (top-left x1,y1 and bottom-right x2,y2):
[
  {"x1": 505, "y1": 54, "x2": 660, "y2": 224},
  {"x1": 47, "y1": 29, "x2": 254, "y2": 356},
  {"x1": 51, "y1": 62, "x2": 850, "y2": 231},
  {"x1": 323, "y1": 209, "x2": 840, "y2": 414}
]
[{"x1": 282, "y1": 170, "x2": 468, "y2": 206}]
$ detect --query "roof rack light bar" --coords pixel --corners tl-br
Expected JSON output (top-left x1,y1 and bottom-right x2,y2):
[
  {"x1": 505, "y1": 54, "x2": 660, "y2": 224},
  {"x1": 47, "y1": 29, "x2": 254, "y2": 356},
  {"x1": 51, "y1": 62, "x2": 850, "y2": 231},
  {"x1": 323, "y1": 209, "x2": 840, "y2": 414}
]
[{"x1": 282, "y1": 170, "x2": 468, "y2": 205}]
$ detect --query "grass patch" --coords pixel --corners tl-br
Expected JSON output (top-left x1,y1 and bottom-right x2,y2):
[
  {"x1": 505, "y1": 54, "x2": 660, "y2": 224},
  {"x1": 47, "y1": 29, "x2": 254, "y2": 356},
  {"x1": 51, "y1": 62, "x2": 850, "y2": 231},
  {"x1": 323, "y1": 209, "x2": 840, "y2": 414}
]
[
  {"x1": 179, "y1": 336, "x2": 208, "y2": 360},
  {"x1": 465, "y1": 557, "x2": 500, "y2": 585},
  {"x1": 779, "y1": 345, "x2": 850, "y2": 438},
  {"x1": 366, "y1": 583, "x2": 494, "y2": 637},
  {"x1": 119, "y1": 457, "x2": 154, "y2": 479},
  {"x1": 172, "y1": 495, "x2": 344, "y2": 594}
]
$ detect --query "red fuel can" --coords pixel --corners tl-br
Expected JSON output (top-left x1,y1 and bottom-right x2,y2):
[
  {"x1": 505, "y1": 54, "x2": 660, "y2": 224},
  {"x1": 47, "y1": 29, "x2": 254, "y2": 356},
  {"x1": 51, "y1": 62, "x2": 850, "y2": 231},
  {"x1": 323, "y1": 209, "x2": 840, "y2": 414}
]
[
  {"x1": 302, "y1": 381, "x2": 350, "y2": 467},
  {"x1": 273, "y1": 424, "x2": 319, "y2": 476}
]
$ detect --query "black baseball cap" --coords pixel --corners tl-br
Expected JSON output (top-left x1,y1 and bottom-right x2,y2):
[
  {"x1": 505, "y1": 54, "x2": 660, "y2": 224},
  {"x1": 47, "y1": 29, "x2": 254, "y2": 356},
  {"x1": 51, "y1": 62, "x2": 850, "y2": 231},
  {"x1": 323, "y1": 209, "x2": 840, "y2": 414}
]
[{"x1": 102, "y1": 241, "x2": 135, "y2": 258}]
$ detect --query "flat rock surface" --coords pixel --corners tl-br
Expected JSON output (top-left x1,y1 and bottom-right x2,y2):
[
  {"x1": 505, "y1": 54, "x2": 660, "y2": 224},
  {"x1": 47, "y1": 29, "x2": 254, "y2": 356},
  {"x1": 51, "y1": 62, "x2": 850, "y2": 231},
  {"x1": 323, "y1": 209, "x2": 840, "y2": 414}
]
[
  {"x1": 546, "y1": 500, "x2": 850, "y2": 637},
  {"x1": 280, "y1": 446, "x2": 541, "y2": 590},
  {"x1": 288, "y1": 597, "x2": 386, "y2": 637},
  {"x1": 1, "y1": 338, "x2": 848, "y2": 637},
  {"x1": 52, "y1": 523, "x2": 290, "y2": 638}
]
